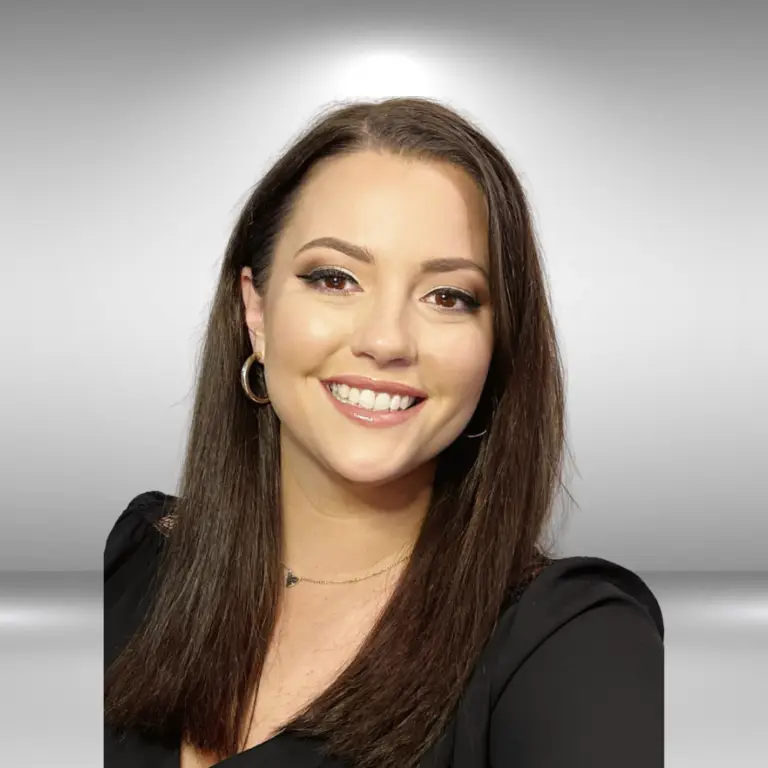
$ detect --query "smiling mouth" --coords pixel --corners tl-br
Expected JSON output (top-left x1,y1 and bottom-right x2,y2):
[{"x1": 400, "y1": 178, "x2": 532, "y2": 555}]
[{"x1": 324, "y1": 382, "x2": 426, "y2": 412}]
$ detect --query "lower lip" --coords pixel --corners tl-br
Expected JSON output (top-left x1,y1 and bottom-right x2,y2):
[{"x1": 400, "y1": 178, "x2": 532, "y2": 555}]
[{"x1": 321, "y1": 383, "x2": 426, "y2": 428}]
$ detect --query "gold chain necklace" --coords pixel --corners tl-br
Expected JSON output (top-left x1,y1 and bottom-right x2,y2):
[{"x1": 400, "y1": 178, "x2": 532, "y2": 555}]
[{"x1": 281, "y1": 552, "x2": 411, "y2": 588}]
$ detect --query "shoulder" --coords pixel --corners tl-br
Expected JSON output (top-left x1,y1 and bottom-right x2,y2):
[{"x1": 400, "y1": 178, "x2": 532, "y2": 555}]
[
  {"x1": 104, "y1": 491, "x2": 178, "y2": 671},
  {"x1": 104, "y1": 490, "x2": 177, "y2": 589},
  {"x1": 485, "y1": 555, "x2": 664, "y2": 765},
  {"x1": 491, "y1": 555, "x2": 663, "y2": 690},
  {"x1": 517, "y1": 554, "x2": 663, "y2": 637}
]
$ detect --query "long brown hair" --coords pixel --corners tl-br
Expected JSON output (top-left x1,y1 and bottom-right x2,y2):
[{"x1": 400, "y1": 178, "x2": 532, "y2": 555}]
[{"x1": 105, "y1": 97, "x2": 574, "y2": 768}]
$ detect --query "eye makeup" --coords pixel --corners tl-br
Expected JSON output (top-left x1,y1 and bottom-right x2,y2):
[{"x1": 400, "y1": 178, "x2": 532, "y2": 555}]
[
  {"x1": 424, "y1": 287, "x2": 481, "y2": 313},
  {"x1": 296, "y1": 265, "x2": 484, "y2": 313},
  {"x1": 296, "y1": 266, "x2": 359, "y2": 294}
]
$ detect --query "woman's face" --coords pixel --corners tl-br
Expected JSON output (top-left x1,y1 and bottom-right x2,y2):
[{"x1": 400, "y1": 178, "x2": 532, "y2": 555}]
[{"x1": 241, "y1": 150, "x2": 494, "y2": 485}]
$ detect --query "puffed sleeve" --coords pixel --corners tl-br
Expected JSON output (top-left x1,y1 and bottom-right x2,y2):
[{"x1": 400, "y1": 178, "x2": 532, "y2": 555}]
[
  {"x1": 104, "y1": 491, "x2": 167, "y2": 568},
  {"x1": 489, "y1": 575, "x2": 664, "y2": 767},
  {"x1": 104, "y1": 490, "x2": 173, "y2": 668}
]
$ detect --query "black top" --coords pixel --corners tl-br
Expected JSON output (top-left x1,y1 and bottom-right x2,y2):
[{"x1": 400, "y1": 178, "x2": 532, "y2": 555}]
[{"x1": 105, "y1": 491, "x2": 664, "y2": 768}]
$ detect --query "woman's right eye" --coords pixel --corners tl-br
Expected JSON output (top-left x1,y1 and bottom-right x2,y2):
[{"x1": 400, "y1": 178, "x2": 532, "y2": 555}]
[{"x1": 297, "y1": 267, "x2": 359, "y2": 294}]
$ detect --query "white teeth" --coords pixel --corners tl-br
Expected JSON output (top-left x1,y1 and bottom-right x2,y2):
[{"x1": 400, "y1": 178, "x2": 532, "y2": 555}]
[
  {"x1": 329, "y1": 384, "x2": 418, "y2": 412},
  {"x1": 373, "y1": 392, "x2": 389, "y2": 411},
  {"x1": 359, "y1": 389, "x2": 376, "y2": 409}
]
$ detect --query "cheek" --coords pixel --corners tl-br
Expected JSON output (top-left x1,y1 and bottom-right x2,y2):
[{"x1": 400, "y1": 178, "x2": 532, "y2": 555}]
[
  {"x1": 265, "y1": 290, "x2": 347, "y2": 373},
  {"x1": 424, "y1": 327, "x2": 492, "y2": 405}
]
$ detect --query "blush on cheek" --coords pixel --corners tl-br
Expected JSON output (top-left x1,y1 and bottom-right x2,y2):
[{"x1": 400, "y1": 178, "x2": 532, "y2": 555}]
[
  {"x1": 431, "y1": 336, "x2": 490, "y2": 393},
  {"x1": 267, "y1": 293, "x2": 349, "y2": 377},
  {"x1": 457, "y1": 366, "x2": 491, "y2": 423}
]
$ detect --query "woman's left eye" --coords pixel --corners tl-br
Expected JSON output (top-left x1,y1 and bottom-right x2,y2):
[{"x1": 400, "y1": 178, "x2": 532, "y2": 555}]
[{"x1": 423, "y1": 288, "x2": 480, "y2": 313}]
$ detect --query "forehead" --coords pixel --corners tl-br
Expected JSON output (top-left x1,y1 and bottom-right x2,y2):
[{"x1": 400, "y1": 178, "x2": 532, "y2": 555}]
[{"x1": 281, "y1": 150, "x2": 489, "y2": 262}]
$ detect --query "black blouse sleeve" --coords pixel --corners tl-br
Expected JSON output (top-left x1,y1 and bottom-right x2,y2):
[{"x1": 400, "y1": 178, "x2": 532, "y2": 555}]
[
  {"x1": 104, "y1": 491, "x2": 169, "y2": 572},
  {"x1": 488, "y1": 558, "x2": 664, "y2": 767},
  {"x1": 104, "y1": 490, "x2": 172, "y2": 669}
]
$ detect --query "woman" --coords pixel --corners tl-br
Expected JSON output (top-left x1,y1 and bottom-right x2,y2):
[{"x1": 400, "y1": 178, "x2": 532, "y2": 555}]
[{"x1": 104, "y1": 97, "x2": 664, "y2": 768}]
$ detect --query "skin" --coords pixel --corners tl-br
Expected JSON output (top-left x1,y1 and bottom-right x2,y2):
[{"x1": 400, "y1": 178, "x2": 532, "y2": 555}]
[{"x1": 240, "y1": 149, "x2": 494, "y2": 584}]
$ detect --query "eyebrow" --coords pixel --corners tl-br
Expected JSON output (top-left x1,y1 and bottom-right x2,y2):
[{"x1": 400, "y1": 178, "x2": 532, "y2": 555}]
[{"x1": 295, "y1": 236, "x2": 488, "y2": 280}]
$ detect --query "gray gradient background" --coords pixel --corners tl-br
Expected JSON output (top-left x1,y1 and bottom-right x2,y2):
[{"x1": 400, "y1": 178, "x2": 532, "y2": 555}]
[{"x1": 0, "y1": 0, "x2": 765, "y2": 766}]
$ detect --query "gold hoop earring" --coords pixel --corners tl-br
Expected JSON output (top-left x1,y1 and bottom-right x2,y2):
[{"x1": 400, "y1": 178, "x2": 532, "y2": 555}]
[{"x1": 240, "y1": 352, "x2": 270, "y2": 405}]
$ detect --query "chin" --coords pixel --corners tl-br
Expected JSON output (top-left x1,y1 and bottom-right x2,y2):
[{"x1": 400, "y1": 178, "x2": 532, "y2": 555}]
[{"x1": 328, "y1": 455, "x2": 417, "y2": 487}]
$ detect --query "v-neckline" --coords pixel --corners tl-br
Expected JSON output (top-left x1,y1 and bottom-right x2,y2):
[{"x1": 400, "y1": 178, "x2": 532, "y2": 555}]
[{"x1": 175, "y1": 730, "x2": 328, "y2": 767}]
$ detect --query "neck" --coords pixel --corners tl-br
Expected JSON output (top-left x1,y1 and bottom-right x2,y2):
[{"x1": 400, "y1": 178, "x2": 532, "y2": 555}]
[{"x1": 279, "y1": 435, "x2": 434, "y2": 581}]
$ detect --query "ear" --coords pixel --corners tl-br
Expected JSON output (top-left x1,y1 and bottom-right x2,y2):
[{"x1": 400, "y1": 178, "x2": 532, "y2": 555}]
[{"x1": 240, "y1": 267, "x2": 266, "y2": 359}]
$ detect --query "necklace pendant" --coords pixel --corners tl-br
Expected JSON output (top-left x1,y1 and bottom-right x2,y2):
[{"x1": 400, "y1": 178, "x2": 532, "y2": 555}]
[{"x1": 285, "y1": 571, "x2": 300, "y2": 588}]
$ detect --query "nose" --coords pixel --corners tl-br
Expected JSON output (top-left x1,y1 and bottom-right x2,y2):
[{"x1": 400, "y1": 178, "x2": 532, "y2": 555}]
[{"x1": 349, "y1": 295, "x2": 417, "y2": 367}]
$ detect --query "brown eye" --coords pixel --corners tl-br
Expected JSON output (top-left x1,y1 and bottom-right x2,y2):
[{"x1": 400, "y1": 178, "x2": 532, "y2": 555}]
[
  {"x1": 423, "y1": 287, "x2": 480, "y2": 313},
  {"x1": 323, "y1": 274, "x2": 348, "y2": 291},
  {"x1": 433, "y1": 290, "x2": 458, "y2": 309},
  {"x1": 297, "y1": 267, "x2": 359, "y2": 294}
]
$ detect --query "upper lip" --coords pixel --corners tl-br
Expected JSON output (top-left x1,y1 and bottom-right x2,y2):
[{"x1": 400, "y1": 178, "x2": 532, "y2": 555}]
[{"x1": 322, "y1": 375, "x2": 428, "y2": 399}]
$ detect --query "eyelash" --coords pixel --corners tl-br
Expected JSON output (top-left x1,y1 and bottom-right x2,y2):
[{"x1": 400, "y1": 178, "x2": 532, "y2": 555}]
[{"x1": 297, "y1": 267, "x2": 481, "y2": 313}]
